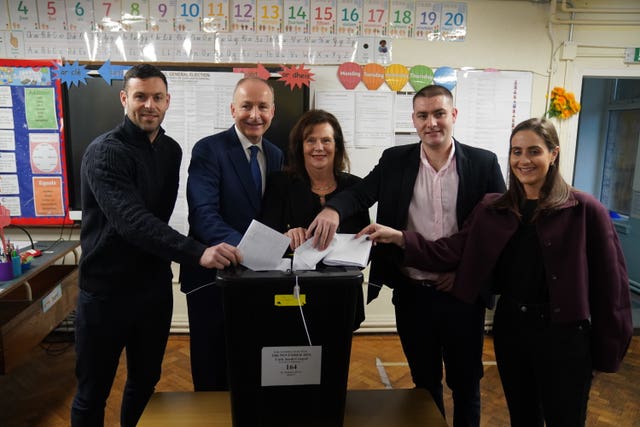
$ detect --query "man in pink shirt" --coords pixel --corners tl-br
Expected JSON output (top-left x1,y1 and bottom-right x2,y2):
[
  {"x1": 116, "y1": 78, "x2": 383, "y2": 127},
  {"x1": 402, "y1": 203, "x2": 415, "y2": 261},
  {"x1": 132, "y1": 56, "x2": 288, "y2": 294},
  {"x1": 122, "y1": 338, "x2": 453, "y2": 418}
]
[{"x1": 307, "y1": 85, "x2": 505, "y2": 426}]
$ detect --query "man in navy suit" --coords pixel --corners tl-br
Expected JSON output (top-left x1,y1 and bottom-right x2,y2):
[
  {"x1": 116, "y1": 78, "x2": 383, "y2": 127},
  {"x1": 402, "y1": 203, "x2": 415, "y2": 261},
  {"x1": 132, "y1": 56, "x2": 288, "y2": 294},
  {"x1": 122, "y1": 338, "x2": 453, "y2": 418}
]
[
  {"x1": 308, "y1": 85, "x2": 506, "y2": 426},
  {"x1": 180, "y1": 77, "x2": 284, "y2": 391}
]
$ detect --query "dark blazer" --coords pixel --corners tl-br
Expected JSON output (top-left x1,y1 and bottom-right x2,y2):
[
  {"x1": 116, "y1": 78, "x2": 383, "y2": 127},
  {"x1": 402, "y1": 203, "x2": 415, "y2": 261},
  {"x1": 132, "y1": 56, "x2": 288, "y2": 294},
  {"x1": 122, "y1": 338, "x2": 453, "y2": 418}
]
[
  {"x1": 402, "y1": 191, "x2": 632, "y2": 373},
  {"x1": 180, "y1": 126, "x2": 283, "y2": 292},
  {"x1": 326, "y1": 139, "x2": 506, "y2": 303}
]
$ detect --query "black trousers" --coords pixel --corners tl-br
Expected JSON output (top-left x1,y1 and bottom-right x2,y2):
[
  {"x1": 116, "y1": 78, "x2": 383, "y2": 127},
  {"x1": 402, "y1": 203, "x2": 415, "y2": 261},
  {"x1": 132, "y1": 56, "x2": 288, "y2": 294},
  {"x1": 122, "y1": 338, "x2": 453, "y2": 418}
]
[
  {"x1": 71, "y1": 286, "x2": 173, "y2": 427},
  {"x1": 186, "y1": 283, "x2": 229, "y2": 391},
  {"x1": 393, "y1": 283, "x2": 485, "y2": 427},
  {"x1": 493, "y1": 296, "x2": 593, "y2": 427}
]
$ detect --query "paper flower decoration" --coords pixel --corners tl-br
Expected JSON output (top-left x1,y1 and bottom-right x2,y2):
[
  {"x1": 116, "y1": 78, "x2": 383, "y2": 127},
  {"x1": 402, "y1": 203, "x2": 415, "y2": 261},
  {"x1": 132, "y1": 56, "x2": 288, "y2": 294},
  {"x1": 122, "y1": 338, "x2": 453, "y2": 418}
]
[{"x1": 547, "y1": 86, "x2": 581, "y2": 120}]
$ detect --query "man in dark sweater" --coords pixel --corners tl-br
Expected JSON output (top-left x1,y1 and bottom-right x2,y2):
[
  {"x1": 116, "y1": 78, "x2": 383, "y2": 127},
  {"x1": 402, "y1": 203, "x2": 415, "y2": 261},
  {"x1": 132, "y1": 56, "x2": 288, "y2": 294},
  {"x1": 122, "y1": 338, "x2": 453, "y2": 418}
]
[{"x1": 70, "y1": 64, "x2": 241, "y2": 427}]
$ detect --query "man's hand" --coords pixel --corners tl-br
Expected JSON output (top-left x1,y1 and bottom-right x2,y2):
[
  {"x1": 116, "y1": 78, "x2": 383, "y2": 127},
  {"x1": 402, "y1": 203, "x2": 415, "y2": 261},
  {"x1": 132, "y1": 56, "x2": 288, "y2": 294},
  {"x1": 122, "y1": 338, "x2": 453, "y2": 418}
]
[
  {"x1": 199, "y1": 243, "x2": 242, "y2": 269},
  {"x1": 355, "y1": 223, "x2": 405, "y2": 248},
  {"x1": 306, "y1": 208, "x2": 339, "y2": 250},
  {"x1": 285, "y1": 227, "x2": 307, "y2": 250}
]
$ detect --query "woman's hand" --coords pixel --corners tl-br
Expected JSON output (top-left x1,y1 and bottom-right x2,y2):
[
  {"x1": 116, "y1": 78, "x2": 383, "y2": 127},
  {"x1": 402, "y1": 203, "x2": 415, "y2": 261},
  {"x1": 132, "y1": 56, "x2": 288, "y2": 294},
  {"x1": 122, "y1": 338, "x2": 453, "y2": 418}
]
[
  {"x1": 306, "y1": 208, "x2": 339, "y2": 250},
  {"x1": 356, "y1": 223, "x2": 405, "y2": 248},
  {"x1": 285, "y1": 227, "x2": 308, "y2": 250}
]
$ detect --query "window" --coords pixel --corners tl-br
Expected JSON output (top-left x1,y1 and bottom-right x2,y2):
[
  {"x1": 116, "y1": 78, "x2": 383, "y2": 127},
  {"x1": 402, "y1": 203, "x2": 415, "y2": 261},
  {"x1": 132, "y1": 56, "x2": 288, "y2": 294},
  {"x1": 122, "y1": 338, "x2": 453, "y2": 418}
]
[{"x1": 601, "y1": 109, "x2": 640, "y2": 215}]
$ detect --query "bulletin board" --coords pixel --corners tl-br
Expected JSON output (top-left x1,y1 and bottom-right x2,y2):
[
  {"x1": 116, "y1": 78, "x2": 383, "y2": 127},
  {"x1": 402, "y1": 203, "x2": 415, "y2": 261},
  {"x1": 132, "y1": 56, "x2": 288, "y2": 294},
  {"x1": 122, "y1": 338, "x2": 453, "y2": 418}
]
[{"x1": 0, "y1": 59, "x2": 71, "y2": 226}]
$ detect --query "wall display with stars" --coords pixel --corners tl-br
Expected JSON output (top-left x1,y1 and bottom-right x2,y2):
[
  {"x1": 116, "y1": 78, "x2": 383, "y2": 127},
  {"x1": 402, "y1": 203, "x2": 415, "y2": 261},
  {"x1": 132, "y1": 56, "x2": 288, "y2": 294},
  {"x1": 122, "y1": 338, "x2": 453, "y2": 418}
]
[{"x1": 0, "y1": 59, "x2": 71, "y2": 225}]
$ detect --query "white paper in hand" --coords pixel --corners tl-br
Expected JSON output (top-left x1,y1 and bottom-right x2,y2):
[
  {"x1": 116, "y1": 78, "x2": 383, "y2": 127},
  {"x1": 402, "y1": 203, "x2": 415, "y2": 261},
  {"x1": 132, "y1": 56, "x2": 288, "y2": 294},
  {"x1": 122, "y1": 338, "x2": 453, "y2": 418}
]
[
  {"x1": 292, "y1": 237, "x2": 336, "y2": 271},
  {"x1": 323, "y1": 234, "x2": 372, "y2": 267},
  {"x1": 238, "y1": 220, "x2": 291, "y2": 271}
]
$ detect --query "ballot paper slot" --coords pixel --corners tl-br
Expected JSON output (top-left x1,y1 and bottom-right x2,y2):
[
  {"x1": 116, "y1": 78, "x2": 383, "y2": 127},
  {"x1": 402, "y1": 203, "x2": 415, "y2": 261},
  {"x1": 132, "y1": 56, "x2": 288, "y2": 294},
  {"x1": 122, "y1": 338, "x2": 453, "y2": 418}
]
[{"x1": 217, "y1": 268, "x2": 363, "y2": 427}]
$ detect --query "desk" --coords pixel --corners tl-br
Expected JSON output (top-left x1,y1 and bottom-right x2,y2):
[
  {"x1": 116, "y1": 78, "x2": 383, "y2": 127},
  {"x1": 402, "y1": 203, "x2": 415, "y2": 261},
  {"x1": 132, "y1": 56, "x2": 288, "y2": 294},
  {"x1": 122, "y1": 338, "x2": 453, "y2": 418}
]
[
  {"x1": 138, "y1": 389, "x2": 448, "y2": 427},
  {"x1": 0, "y1": 240, "x2": 79, "y2": 374}
]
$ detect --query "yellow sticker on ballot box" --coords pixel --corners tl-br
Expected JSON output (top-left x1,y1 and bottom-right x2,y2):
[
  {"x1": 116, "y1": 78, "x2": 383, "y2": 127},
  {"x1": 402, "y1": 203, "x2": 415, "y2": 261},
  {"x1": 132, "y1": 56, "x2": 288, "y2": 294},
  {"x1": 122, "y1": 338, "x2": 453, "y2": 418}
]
[{"x1": 275, "y1": 294, "x2": 306, "y2": 306}]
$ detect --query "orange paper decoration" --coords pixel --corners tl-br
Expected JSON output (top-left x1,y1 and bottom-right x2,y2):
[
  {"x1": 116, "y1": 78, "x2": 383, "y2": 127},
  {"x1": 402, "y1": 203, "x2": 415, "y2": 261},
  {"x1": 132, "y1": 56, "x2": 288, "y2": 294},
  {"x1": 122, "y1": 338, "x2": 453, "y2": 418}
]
[{"x1": 361, "y1": 63, "x2": 386, "y2": 90}]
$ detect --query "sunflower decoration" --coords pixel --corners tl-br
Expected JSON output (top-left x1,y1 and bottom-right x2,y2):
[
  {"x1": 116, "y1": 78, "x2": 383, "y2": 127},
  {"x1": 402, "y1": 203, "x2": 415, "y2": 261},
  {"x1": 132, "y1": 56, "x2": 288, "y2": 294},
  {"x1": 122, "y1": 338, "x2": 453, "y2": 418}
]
[{"x1": 547, "y1": 86, "x2": 581, "y2": 120}]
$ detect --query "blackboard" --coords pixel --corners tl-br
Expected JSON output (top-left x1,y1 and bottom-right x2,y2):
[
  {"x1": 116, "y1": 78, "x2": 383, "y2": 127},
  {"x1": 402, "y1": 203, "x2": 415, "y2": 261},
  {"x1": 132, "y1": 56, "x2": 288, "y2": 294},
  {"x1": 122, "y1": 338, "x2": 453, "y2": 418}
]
[{"x1": 62, "y1": 67, "x2": 309, "y2": 220}]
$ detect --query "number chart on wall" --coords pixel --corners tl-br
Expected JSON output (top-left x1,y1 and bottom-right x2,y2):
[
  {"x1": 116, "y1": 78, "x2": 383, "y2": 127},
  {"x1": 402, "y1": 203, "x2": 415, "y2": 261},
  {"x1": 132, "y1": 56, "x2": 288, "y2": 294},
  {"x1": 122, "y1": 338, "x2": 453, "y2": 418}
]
[{"x1": 0, "y1": 59, "x2": 71, "y2": 225}]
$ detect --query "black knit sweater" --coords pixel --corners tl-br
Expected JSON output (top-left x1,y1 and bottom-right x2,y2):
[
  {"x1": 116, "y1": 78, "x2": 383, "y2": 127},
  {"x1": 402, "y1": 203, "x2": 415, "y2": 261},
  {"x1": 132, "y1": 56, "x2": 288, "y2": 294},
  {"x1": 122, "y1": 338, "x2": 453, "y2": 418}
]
[{"x1": 79, "y1": 116, "x2": 206, "y2": 293}]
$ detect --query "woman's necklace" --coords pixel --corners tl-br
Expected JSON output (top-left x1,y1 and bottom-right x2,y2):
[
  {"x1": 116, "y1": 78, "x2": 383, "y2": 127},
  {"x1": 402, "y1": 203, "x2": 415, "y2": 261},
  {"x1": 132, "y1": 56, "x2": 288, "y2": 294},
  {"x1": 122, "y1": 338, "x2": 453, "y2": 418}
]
[
  {"x1": 311, "y1": 182, "x2": 336, "y2": 191},
  {"x1": 311, "y1": 180, "x2": 337, "y2": 205}
]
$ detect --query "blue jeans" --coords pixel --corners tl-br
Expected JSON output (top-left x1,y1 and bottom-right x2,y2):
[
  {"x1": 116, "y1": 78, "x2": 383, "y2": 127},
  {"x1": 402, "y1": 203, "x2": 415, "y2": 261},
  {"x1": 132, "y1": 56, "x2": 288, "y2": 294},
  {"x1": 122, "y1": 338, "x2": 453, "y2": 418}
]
[{"x1": 71, "y1": 286, "x2": 173, "y2": 427}]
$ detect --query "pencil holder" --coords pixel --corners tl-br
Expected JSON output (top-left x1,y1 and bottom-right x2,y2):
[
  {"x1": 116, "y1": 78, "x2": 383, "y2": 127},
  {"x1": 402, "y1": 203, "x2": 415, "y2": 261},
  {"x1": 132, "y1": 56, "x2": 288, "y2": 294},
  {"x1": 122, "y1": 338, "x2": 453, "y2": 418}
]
[
  {"x1": 11, "y1": 257, "x2": 21, "y2": 277},
  {"x1": 0, "y1": 262, "x2": 13, "y2": 281}
]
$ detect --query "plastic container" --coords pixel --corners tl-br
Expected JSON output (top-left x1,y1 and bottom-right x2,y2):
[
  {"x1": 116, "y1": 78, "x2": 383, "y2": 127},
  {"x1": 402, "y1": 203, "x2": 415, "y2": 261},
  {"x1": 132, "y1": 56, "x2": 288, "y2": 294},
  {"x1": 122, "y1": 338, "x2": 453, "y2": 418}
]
[
  {"x1": 0, "y1": 262, "x2": 13, "y2": 281},
  {"x1": 217, "y1": 266, "x2": 363, "y2": 427},
  {"x1": 11, "y1": 257, "x2": 21, "y2": 278}
]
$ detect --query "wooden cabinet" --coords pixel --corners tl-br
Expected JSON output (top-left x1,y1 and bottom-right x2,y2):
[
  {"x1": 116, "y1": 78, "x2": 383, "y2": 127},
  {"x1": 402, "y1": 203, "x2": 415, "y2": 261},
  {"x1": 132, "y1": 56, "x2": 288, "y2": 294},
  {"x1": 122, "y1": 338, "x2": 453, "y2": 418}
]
[{"x1": 0, "y1": 241, "x2": 79, "y2": 374}]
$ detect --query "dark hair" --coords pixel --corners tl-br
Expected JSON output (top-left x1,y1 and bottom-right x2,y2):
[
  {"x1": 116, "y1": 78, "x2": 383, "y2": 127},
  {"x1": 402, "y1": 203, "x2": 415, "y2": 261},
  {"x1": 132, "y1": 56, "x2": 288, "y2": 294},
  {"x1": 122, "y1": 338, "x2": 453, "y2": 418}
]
[
  {"x1": 123, "y1": 64, "x2": 168, "y2": 91},
  {"x1": 492, "y1": 117, "x2": 571, "y2": 218},
  {"x1": 285, "y1": 109, "x2": 350, "y2": 178},
  {"x1": 412, "y1": 84, "x2": 454, "y2": 106}
]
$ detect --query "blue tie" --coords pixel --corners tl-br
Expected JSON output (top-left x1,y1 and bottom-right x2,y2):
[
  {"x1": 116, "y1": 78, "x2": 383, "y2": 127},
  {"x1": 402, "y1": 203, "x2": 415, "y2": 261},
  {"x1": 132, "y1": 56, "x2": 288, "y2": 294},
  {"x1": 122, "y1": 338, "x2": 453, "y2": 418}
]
[{"x1": 249, "y1": 145, "x2": 262, "y2": 194}]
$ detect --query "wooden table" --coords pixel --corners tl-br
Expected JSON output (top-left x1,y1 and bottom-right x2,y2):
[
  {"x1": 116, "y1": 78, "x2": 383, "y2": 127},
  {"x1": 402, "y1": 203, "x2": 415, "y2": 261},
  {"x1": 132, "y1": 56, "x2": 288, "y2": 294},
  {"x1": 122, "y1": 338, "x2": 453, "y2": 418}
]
[
  {"x1": 0, "y1": 240, "x2": 79, "y2": 374},
  {"x1": 138, "y1": 388, "x2": 448, "y2": 427}
]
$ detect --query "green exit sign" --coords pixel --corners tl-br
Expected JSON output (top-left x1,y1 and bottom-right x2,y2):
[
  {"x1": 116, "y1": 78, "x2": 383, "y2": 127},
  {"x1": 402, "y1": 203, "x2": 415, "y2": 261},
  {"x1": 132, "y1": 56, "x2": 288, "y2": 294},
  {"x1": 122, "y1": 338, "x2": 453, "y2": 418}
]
[{"x1": 624, "y1": 48, "x2": 640, "y2": 63}]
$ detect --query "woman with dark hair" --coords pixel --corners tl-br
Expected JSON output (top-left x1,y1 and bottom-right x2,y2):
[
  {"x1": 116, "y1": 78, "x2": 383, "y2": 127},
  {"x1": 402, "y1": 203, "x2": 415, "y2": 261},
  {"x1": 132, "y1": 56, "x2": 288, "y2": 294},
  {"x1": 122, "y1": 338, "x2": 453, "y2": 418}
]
[
  {"x1": 260, "y1": 109, "x2": 369, "y2": 329},
  {"x1": 357, "y1": 117, "x2": 632, "y2": 426},
  {"x1": 260, "y1": 109, "x2": 369, "y2": 247}
]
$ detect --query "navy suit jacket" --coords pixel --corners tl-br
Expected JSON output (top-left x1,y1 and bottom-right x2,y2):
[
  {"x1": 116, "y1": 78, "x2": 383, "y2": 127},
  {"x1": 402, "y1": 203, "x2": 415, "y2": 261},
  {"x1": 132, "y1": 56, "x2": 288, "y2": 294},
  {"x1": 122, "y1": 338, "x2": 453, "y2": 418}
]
[
  {"x1": 325, "y1": 139, "x2": 506, "y2": 304},
  {"x1": 180, "y1": 126, "x2": 283, "y2": 292}
]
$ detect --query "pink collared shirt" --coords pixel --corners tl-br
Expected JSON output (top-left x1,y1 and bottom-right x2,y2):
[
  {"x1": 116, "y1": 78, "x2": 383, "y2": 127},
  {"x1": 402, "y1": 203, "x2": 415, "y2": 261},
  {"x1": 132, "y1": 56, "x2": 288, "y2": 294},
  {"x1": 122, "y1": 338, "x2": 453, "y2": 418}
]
[{"x1": 402, "y1": 142, "x2": 459, "y2": 281}]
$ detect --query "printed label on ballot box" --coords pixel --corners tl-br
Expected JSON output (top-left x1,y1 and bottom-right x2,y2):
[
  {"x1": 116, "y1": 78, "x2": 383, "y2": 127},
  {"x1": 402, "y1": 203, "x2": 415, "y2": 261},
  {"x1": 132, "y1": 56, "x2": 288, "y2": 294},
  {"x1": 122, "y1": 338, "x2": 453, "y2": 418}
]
[{"x1": 261, "y1": 346, "x2": 322, "y2": 386}]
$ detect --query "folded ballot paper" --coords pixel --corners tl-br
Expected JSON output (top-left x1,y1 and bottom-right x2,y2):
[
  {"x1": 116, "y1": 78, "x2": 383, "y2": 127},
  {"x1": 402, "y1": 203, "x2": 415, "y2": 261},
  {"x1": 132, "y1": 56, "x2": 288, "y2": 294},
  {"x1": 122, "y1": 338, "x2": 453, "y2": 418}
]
[
  {"x1": 238, "y1": 220, "x2": 372, "y2": 271},
  {"x1": 237, "y1": 220, "x2": 291, "y2": 271},
  {"x1": 293, "y1": 233, "x2": 372, "y2": 271}
]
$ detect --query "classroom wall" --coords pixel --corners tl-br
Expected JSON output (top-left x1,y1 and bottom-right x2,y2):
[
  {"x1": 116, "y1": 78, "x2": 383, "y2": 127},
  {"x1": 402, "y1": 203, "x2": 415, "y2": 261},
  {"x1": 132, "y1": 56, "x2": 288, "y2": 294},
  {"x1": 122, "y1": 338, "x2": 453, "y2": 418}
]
[
  {"x1": 311, "y1": 0, "x2": 640, "y2": 330},
  {"x1": 11, "y1": 0, "x2": 640, "y2": 332}
]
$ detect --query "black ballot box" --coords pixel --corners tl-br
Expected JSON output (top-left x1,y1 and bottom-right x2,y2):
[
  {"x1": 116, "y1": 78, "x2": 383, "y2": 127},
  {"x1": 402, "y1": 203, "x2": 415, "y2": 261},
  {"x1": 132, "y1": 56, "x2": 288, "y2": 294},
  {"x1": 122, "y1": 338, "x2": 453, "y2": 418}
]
[{"x1": 216, "y1": 266, "x2": 363, "y2": 427}]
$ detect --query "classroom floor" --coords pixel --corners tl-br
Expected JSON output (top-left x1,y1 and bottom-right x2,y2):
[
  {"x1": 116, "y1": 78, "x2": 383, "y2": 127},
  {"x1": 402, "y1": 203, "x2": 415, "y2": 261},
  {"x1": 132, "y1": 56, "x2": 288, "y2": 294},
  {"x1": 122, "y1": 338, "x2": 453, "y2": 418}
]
[{"x1": 1, "y1": 329, "x2": 640, "y2": 426}]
